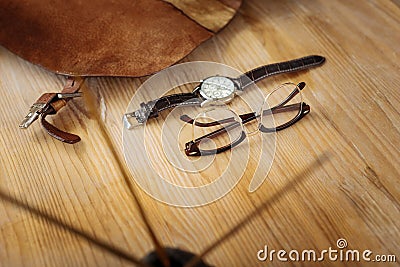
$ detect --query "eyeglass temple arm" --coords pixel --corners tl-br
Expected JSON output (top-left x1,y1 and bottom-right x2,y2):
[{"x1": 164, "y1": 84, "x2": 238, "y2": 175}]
[
  {"x1": 259, "y1": 102, "x2": 310, "y2": 133},
  {"x1": 275, "y1": 81, "x2": 306, "y2": 108},
  {"x1": 241, "y1": 82, "x2": 306, "y2": 122},
  {"x1": 180, "y1": 103, "x2": 302, "y2": 128},
  {"x1": 188, "y1": 102, "x2": 310, "y2": 143},
  {"x1": 180, "y1": 114, "x2": 237, "y2": 126}
]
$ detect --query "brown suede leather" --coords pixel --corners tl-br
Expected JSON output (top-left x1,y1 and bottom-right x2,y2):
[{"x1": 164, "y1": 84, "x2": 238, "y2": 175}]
[{"x1": 0, "y1": 0, "x2": 241, "y2": 77}]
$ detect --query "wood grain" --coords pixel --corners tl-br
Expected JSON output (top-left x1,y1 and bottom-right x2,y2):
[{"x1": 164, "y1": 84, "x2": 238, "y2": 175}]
[
  {"x1": 163, "y1": 0, "x2": 240, "y2": 32},
  {"x1": 0, "y1": 0, "x2": 399, "y2": 266}
]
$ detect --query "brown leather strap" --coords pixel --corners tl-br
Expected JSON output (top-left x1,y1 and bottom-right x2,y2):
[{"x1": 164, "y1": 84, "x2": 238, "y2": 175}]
[
  {"x1": 19, "y1": 77, "x2": 84, "y2": 143},
  {"x1": 125, "y1": 92, "x2": 202, "y2": 128},
  {"x1": 40, "y1": 113, "x2": 81, "y2": 144},
  {"x1": 148, "y1": 92, "x2": 202, "y2": 118},
  {"x1": 45, "y1": 77, "x2": 83, "y2": 114},
  {"x1": 237, "y1": 55, "x2": 326, "y2": 88},
  {"x1": 39, "y1": 77, "x2": 84, "y2": 144}
]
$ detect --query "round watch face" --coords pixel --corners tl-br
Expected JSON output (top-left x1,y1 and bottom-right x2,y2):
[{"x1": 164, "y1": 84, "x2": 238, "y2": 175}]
[{"x1": 200, "y1": 76, "x2": 235, "y2": 100}]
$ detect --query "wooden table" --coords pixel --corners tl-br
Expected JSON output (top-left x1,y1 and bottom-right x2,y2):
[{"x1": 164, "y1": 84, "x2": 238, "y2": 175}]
[{"x1": 0, "y1": 0, "x2": 399, "y2": 266}]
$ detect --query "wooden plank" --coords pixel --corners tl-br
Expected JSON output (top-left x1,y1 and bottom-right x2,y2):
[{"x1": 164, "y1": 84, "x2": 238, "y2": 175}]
[
  {"x1": 0, "y1": 0, "x2": 399, "y2": 266},
  {"x1": 163, "y1": 0, "x2": 240, "y2": 32}
]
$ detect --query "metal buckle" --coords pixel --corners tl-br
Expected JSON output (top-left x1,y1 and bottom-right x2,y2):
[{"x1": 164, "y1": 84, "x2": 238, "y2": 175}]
[
  {"x1": 57, "y1": 92, "x2": 82, "y2": 99},
  {"x1": 19, "y1": 92, "x2": 82, "y2": 129},
  {"x1": 123, "y1": 101, "x2": 155, "y2": 129},
  {"x1": 123, "y1": 112, "x2": 144, "y2": 130},
  {"x1": 19, "y1": 103, "x2": 47, "y2": 129}
]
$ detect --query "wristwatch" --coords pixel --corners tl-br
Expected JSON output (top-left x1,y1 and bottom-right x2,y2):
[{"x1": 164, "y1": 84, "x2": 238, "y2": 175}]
[{"x1": 123, "y1": 55, "x2": 325, "y2": 129}]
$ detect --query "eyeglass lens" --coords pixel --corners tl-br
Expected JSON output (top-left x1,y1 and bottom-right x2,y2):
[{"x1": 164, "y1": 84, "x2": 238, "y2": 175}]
[
  {"x1": 191, "y1": 108, "x2": 243, "y2": 154},
  {"x1": 260, "y1": 83, "x2": 302, "y2": 131}
]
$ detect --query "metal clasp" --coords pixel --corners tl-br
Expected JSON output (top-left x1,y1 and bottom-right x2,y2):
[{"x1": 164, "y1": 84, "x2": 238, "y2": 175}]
[
  {"x1": 123, "y1": 112, "x2": 143, "y2": 130},
  {"x1": 57, "y1": 92, "x2": 82, "y2": 99},
  {"x1": 19, "y1": 92, "x2": 82, "y2": 129},
  {"x1": 123, "y1": 101, "x2": 155, "y2": 130},
  {"x1": 19, "y1": 103, "x2": 47, "y2": 129}
]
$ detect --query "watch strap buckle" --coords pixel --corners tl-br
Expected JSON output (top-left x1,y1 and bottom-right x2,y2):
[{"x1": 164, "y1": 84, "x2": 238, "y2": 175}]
[
  {"x1": 19, "y1": 103, "x2": 48, "y2": 129},
  {"x1": 123, "y1": 112, "x2": 143, "y2": 130},
  {"x1": 123, "y1": 101, "x2": 158, "y2": 129},
  {"x1": 19, "y1": 92, "x2": 58, "y2": 129},
  {"x1": 19, "y1": 77, "x2": 84, "y2": 144}
]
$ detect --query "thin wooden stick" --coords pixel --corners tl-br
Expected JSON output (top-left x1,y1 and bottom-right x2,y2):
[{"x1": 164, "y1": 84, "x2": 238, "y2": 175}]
[
  {"x1": 81, "y1": 79, "x2": 170, "y2": 267},
  {"x1": 0, "y1": 189, "x2": 150, "y2": 267},
  {"x1": 185, "y1": 153, "x2": 329, "y2": 267}
]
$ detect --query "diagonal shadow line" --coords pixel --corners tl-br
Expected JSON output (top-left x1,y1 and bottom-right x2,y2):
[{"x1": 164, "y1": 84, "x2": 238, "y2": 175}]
[
  {"x1": 0, "y1": 189, "x2": 150, "y2": 267},
  {"x1": 81, "y1": 80, "x2": 170, "y2": 267},
  {"x1": 185, "y1": 152, "x2": 330, "y2": 267}
]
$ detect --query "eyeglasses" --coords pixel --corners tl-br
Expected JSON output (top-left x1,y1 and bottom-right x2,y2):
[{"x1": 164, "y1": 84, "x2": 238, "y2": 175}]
[{"x1": 181, "y1": 82, "x2": 310, "y2": 156}]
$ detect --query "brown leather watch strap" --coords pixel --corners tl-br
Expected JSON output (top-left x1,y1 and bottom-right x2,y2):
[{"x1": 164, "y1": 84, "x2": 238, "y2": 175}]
[
  {"x1": 123, "y1": 92, "x2": 202, "y2": 129},
  {"x1": 237, "y1": 55, "x2": 326, "y2": 88},
  {"x1": 20, "y1": 77, "x2": 84, "y2": 144},
  {"x1": 40, "y1": 77, "x2": 84, "y2": 144},
  {"x1": 148, "y1": 92, "x2": 202, "y2": 118}
]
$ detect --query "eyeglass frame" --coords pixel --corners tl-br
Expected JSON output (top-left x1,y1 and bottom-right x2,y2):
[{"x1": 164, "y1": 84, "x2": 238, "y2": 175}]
[{"x1": 180, "y1": 82, "x2": 310, "y2": 156}]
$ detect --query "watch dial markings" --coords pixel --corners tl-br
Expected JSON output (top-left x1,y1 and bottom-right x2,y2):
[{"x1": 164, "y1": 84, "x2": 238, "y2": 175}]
[{"x1": 201, "y1": 76, "x2": 235, "y2": 100}]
